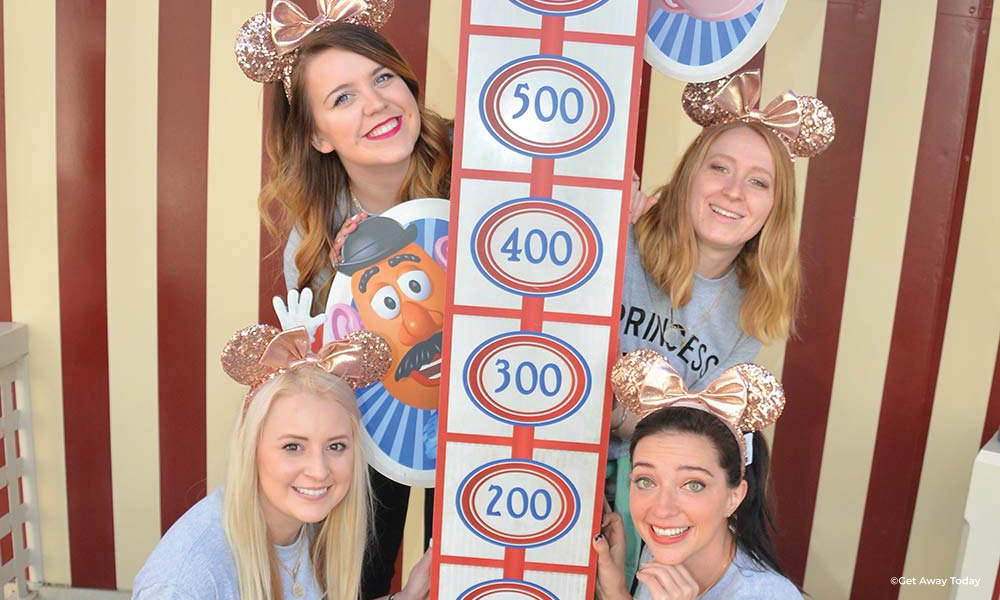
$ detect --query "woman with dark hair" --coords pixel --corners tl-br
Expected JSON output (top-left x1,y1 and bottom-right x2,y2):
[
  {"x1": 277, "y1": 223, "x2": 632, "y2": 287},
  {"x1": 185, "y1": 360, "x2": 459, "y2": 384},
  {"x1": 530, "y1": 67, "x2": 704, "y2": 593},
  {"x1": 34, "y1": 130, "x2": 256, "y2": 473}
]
[
  {"x1": 235, "y1": 3, "x2": 451, "y2": 596},
  {"x1": 595, "y1": 349, "x2": 801, "y2": 599}
]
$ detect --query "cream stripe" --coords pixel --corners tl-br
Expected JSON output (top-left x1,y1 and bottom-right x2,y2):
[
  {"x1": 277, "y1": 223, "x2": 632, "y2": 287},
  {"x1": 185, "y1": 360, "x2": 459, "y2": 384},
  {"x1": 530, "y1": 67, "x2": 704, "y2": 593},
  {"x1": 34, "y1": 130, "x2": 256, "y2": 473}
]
[
  {"x1": 640, "y1": 70, "x2": 699, "y2": 192},
  {"x1": 900, "y1": 4, "x2": 1000, "y2": 596},
  {"x1": 754, "y1": 0, "x2": 826, "y2": 403},
  {"x1": 425, "y1": 0, "x2": 461, "y2": 120},
  {"x1": 804, "y1": 2, "x2": 937, "y2": 596},
  {"x1": 4, "y1": 0, "x2": 70, "y2": 584},
  {"x1": 205, "y1": 0, "x2": 265, "y2": 490},
  {"x1": 106, "y1": 0, "x2": 161, "y2": 589}
]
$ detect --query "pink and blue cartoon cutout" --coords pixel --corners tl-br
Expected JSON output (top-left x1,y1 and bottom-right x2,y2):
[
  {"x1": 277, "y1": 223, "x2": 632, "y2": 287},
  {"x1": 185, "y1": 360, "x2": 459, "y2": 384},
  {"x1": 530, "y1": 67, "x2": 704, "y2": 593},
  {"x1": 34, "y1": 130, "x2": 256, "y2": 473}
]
[
  {"x1": 645, "y1": 0, "x2": 787, "y2": 82},
  {"x1": 324, "y1": 198, "x2": 448, "y2": 487}
]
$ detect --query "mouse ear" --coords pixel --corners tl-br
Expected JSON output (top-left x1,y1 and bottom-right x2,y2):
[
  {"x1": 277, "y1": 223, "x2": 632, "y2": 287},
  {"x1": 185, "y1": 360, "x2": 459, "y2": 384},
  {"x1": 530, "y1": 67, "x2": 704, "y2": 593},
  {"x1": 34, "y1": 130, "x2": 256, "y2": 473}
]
[
  {"x1": 221, "y1": 324, "x2": 282, "y2": 387},
  {"x1": 734, "y1": 363, "x2": 785, "y2": 432}
]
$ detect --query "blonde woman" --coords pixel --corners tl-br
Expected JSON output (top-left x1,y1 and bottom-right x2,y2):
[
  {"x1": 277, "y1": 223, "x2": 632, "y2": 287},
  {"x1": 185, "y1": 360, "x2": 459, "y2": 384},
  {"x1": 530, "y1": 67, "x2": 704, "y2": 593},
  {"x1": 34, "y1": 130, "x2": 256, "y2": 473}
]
[
  {"x1": 132, "y1": 326, "x2": 430, "y2": 600},
  {"x1": 609, "y1": 71, "x2": 834, "y2": 580}
]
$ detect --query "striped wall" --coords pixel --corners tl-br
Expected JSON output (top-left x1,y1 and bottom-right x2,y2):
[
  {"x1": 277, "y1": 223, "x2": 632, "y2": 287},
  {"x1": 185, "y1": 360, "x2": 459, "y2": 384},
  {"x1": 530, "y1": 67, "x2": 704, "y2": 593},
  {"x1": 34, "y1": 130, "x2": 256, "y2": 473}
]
[{"x1": 3, "y1": 0, "x2": 1000, "y2": 597}]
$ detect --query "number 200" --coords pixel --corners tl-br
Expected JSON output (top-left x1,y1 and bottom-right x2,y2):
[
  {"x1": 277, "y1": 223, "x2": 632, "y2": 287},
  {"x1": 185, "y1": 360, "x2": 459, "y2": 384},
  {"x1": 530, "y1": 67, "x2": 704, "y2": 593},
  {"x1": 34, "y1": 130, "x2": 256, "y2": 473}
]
[{"x1": 485, "y1": 484, "x2": 553, "y2": 520}]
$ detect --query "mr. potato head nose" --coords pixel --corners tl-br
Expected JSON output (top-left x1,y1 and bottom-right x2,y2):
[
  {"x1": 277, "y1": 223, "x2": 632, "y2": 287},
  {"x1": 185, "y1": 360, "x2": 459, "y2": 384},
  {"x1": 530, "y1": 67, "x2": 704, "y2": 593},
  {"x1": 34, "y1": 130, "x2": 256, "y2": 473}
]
[{"x1": 398, "y1": 301, "x2": 443, "y2": 347}]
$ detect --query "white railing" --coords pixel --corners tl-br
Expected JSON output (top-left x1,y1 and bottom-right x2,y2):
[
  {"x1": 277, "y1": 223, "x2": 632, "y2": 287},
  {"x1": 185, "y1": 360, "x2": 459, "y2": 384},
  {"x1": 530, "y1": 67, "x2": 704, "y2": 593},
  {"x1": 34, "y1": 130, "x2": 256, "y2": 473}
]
[{"x1": 0, "y1": 324, "x2": 42, "y2": 599}]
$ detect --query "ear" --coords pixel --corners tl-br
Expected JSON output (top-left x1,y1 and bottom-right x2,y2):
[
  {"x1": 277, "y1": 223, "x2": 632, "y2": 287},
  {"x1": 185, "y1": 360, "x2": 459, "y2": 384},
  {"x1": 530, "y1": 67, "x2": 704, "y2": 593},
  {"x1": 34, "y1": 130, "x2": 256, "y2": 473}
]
[
  {"x1": 726, "y1": 479, "x2": 748, "y2": 518},
  {"x1": 311, "y1": 132, "x2": 335, "y2": 154}
]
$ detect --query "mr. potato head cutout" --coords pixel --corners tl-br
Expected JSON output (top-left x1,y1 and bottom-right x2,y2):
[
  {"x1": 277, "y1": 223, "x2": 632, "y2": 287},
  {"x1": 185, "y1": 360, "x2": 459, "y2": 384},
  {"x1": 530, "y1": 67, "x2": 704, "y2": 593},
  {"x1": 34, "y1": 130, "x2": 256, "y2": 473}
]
[{"x1": 336, "y1": 216, "x2": 446, "y2": 411}]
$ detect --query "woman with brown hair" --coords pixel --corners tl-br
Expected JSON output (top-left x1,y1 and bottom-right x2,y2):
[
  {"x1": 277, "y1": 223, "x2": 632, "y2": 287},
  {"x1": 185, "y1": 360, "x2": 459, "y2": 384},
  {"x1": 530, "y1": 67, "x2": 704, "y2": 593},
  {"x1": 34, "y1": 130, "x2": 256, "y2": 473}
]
[{"x1": 235, "y1": 2, "x2": 452, "y2": 595}]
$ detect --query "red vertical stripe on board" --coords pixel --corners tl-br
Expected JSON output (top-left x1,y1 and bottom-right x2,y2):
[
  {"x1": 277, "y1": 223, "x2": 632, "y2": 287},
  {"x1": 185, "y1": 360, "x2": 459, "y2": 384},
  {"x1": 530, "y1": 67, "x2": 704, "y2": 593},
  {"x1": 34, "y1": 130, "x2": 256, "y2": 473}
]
[
  {"x1": 853, "y1": 5, "x2": 992, "y2": 596},
  {"x1": 993, "y1": 561, "x2": 1000, "y2": 600},
  {"x1": 770, "y1": 1, "x2": 882, "y2": 584},
  {"x1": 981, "y1": 337, "x2": 1000, "y2": 447},
  {"x1": 157, "y1": 0, "x2": 211, "y2": 533},
  {"x1": 55, "y1": 0, "x2": 116, "y2": 588},
  {"x1": 0, "y1": 0, "x2": 10, "y2": 322}
]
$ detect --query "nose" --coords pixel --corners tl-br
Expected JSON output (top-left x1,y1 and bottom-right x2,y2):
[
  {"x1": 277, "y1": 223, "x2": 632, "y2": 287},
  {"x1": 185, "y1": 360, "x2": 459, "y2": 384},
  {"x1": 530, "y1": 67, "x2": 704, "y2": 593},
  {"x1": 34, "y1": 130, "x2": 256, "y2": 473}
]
[
  {"x1": 303, "y1": 447, "x2": 331, "y2": 481},
  {"x1": 653, "y1": 487, "x2": 681, "y2": 517},
  {"x1": 361, "y1": 88, "x2": 388, "y2": 116},
  {"x1": 398, "y1": 301, "x2": 443, "y2": 347},
  {"x1": 721, "y1": 175, "x2": 743, "y2": 201}
]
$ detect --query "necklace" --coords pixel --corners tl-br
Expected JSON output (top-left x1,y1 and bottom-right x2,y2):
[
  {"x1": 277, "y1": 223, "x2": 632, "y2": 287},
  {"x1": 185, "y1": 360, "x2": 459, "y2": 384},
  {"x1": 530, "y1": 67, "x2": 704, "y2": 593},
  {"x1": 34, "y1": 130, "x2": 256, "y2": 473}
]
[
  {"x1": 277, "y1": 527, "x2": 307, "y2": 598},
  {"x1": 645, "y1": 268, "x2": 732, "y2": 349},
  {"x1": 699, "y1": 538, "x2": 737, "y2": 595}
]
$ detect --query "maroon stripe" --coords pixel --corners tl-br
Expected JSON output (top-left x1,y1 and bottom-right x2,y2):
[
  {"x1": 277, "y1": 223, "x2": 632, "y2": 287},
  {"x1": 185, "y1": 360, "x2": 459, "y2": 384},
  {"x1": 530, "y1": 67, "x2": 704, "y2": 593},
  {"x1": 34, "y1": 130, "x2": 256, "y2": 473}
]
[
  {"x1": 157, "y1": 0, "x2": 211, "y2": 533},
  {"x1": 993, "y1": 561, "x2": 1000, "y2": 600},
  {"x1": 634, "y1": 63, "x2": 651, "y2": 177},
  {"x1": 852, "y1": 4, "x2": 992, "y2": 597},
  {"x1": 259, "y1": 83, "x2": 284, "y2": 328},
  {"x1": 981, "y1": 336, "x2": 1000, "y2": 447},
  {"x1": 55, "y1": 0, "x2": 115, "y2": 588},
  {"x1": 0, "y1": 0, "x2": 10, "y2": 322},
  {"x1": 380, "y1": 0, "x2": 432, "y2": 95},
  {"x1": 770, "y1": 1, "x2": 882, "y2": 584}
]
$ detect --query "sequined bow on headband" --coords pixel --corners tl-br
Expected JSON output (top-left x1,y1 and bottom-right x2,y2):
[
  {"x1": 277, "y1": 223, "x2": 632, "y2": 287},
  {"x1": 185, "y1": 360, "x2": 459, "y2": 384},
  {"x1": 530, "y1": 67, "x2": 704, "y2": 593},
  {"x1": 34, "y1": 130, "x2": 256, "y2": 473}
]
[
  {"x1": 682, "y1": 70, "x2": 835, "y2": 159},
  {"x1": 221, "y1": 324, "x2": 391, "y2": 413},
  {"x1": 234, "y1": 0, "x2": 394, "y2": 101},
  {"x1": 610, "y1": 349, "x2": 785, "y2": 466}
]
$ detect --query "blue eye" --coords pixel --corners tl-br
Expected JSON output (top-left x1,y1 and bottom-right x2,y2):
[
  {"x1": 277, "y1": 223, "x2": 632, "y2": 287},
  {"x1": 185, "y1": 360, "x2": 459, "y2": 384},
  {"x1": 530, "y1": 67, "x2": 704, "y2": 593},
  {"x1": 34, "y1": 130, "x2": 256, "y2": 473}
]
[
  {"x1": 333, "y1": 93, "x2": 352, "y2": 107},
  {"x1": 282, "y1": 443, "x2": 301, "y2": 452},
  {"x1": 375, "y1": 71, "x2": 394, "y2": 85},
  {"x1": 328, "y1": 442, "x2": 347, "y2": 452}
]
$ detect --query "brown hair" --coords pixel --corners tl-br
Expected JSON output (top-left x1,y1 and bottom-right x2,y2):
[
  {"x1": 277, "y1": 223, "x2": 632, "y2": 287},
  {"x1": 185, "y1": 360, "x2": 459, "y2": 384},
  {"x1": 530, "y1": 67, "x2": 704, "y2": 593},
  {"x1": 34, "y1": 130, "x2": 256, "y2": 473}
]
[
  {"x1": 259, "y1": 23, "x2": 452, "y2": 304},
  {"x1": 633, "y1": 121, "x2": 800, "y2": 342}
]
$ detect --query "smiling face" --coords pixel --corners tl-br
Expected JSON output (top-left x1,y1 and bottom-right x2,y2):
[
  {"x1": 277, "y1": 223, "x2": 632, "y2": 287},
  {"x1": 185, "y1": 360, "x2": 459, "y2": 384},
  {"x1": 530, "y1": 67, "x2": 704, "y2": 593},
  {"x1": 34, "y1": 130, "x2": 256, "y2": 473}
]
[
  {"x1": 629, "y1": 431, "x2": 747, "y2": 573},
  {"x1": 302, "y1": 47, "x2": 421, "y2": 180},
  {"x1": 352, "y1": 242, "x2": 446, "y2": 410},
  {"x1": 256, "y1": 391, "x2": 355, "y2": 544},
  {"x1": 687, "y1": 125, "x2": 776, "y2": 263}
]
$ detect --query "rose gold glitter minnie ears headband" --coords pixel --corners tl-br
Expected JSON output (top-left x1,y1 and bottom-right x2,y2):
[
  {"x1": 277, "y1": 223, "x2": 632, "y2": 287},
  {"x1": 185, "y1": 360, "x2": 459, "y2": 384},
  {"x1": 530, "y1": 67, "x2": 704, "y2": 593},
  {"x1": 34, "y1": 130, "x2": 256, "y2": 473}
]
[
  {"x1": 234, "y1": 0, "x2": 394, "y2": 101},
  {"x1": 220, "y1": 324, "x2": 391, "y2": 416},
  {"x1": 682, "y1": 69, "x2": 836, "y2": 160},
  {"x1": 610, "y1": 349, "x2": 785, "y2": 472}
]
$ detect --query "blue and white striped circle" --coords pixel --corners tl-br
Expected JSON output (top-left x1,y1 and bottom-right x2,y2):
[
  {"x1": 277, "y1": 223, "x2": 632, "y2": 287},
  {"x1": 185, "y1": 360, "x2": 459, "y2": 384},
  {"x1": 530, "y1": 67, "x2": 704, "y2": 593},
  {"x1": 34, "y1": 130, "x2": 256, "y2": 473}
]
[{"x1": 644, "y1": 0, "x2": 786, "y2": 82}]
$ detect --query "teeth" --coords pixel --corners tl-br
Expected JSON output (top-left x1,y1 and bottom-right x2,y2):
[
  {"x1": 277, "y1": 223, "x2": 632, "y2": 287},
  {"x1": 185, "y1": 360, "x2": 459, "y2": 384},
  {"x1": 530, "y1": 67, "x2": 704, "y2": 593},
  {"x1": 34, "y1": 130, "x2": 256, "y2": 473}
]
[
  {"x1": 293, "y1": 486, "x2": 330, "y2": 497},
  {"x1": 710, "y1": 205, "x2": 742, "y2": 219},
  {"x1": 367, "y1": 118, "x2": 398, "y2": 137},
  {"x1": 652, "y1": 525, "x2": 689, "y2": 537}
]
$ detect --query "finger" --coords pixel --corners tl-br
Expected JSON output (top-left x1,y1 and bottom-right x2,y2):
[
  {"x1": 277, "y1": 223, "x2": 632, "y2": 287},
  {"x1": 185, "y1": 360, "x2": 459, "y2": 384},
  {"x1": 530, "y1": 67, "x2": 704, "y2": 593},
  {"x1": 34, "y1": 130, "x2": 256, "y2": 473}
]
[
  {"x1": 299, "y1": 287, "x2": 313, "y2": 310},
  {"x1": 272, "y1": 296, "x2": 289, "y2": 327}
]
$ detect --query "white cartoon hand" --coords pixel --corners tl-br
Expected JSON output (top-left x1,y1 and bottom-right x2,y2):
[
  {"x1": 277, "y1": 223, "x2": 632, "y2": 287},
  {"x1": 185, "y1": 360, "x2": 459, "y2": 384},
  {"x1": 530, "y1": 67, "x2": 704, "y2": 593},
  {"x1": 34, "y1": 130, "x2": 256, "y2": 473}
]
[{"x1": 273, "y1": 288, "x2": 325, "y2": 342}]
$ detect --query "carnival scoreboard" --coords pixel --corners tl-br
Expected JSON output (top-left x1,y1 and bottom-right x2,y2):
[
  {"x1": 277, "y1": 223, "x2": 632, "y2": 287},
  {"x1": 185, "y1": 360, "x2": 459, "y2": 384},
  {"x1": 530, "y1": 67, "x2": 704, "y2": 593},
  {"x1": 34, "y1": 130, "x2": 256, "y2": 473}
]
[{"x1": 431, "y1": 1, "x2": 647, "y2": 598}]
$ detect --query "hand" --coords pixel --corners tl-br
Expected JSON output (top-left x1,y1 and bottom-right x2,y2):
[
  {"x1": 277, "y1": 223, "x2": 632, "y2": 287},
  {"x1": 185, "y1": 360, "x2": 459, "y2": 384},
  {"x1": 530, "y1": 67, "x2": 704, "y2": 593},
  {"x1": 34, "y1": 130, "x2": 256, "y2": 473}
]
[
  {"x1": 629, "y1": 171, "x2": 657, "y2": 224},
  {"x1": 272, "y1": 288, "x2": 324, "y2": 342},
  {"x1": 593, "y1": 502, "x2": 629, "y2": 600},
  {"x1": 329, "y1": 212, "x2": 369, "y2": 266},
  {"x1": 396, "y1": 543, "x2": 433, "y2": 600},
  {"x1": 634, "y1": 562, "x2": 699, "y2": 600}
]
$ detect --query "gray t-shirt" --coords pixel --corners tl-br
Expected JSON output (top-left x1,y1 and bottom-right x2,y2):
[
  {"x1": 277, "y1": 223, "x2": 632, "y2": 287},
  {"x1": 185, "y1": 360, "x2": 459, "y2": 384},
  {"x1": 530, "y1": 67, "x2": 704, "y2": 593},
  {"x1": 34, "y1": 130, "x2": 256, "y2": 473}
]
[
  {"x1": 612, "y1": 229, "x2": 761, "y2": 459},
  {"x1": 131, "y1": 488, "x2": 322, "y2": 600},
  {"x1": 634, "y1": 545, "x2": 802, "y2": 599}
]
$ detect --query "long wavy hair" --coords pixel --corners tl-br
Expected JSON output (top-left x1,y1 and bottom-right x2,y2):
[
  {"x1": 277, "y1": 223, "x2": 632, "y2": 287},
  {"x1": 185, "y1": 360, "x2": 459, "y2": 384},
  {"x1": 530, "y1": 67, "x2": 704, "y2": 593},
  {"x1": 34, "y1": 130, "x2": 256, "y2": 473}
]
[
  {"x1": 223, "y1": 367, "x2": 372, "y2": 600},
  {"x1": 631, "y1": 407, "x2": 794, "y2": 586},
  {"x1": 259, "y1": 23, "x2": 453, "y2": 302},
  {"x1": 633, "y1": 120, "x2": 800, "y2": 343}
]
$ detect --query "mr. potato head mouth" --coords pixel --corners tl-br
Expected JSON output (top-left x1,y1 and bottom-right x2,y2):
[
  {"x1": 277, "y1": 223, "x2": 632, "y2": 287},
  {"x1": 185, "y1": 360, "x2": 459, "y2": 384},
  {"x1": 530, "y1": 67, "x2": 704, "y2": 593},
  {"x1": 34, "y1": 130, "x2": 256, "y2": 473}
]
[{"x1": 394, "y1": 331, "x2": 442, "y2": 387}]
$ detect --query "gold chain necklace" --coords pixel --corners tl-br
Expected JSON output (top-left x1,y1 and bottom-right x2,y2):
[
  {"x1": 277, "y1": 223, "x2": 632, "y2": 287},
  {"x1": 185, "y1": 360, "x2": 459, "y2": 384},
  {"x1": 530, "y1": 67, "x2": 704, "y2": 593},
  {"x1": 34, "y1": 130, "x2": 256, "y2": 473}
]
[
  {"x1": 644, "y1": 269, "x2": 733, "y2": 348},
  {"x1": 277, "y1": 528, "x2": 308, "y2": 598}
]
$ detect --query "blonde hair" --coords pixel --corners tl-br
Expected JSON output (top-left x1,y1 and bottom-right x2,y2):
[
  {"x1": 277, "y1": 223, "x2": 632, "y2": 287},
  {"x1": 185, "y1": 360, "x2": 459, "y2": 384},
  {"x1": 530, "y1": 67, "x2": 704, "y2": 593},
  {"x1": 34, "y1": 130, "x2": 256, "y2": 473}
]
[
  {"x1": 259, "y1": 23, "x2": 453, "y2": 308},
  {"x1": 223, "y1": 367, "x2": 372, "y2": 600},
  {"x1": 634, "y1": 120, "x2": 800, "y2": 343}
]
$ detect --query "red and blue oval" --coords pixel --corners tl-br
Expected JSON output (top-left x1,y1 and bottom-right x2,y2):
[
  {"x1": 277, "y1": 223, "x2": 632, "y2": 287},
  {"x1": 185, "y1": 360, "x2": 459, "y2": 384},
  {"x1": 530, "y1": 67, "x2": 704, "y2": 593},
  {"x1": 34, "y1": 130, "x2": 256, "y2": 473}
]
[
  {"x1": 458, "y1": 579, "x2": 559, "y2": 600},
  {"x1": 456, "y1": 459, "x2": 580, "y2": 548},
  {"x1": 471, "y1": 197, "x2": 602, "y2": 297},
  {"x1": 463, "y1": 331, "x2": 590, "y2": 427},
  {"x1": 508, "y1": 0, "x2": 609, "y2": 16},
  {"x1": 479, "y1": 55, "x2": 614, "y2": 159}
]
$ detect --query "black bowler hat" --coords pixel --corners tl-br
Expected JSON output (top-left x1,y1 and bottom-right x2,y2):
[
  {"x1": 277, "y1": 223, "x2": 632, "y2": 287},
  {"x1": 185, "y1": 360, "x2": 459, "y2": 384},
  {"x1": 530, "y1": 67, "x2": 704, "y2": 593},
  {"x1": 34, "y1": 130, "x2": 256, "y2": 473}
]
[{"x1": 337, "y1": 216, "x2": 418, "y2": 276}]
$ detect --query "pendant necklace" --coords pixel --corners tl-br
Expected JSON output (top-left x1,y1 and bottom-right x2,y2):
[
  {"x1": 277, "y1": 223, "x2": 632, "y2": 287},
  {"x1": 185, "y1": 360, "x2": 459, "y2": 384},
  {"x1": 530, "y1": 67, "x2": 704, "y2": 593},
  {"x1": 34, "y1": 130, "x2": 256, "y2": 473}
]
[{"x1": 278, "y1": 527, "x2": 308, "y2": 598}]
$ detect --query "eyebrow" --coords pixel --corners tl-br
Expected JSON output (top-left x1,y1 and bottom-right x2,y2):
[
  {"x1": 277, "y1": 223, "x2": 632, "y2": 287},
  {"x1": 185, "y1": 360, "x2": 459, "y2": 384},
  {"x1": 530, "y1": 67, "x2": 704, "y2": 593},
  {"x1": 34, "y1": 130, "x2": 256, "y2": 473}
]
[
  {"x1": 388, "y1": 253, "x2": 421, "y2": 267},
  {"x1": 707, "y1": 152, "x2": 773, "y2": 177},
  {"x1": 278, "y1": 434, "x2": 350, "y2": 442},
  {"x1": 631, "y1": 462, "x2": 715, "y2": 477},
  {"x1": 358, "y1": 265, "x2": 380, "y2": 293},
  {"x1": 323, "y1": 65, "x2": 387, "y2": 106}
]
